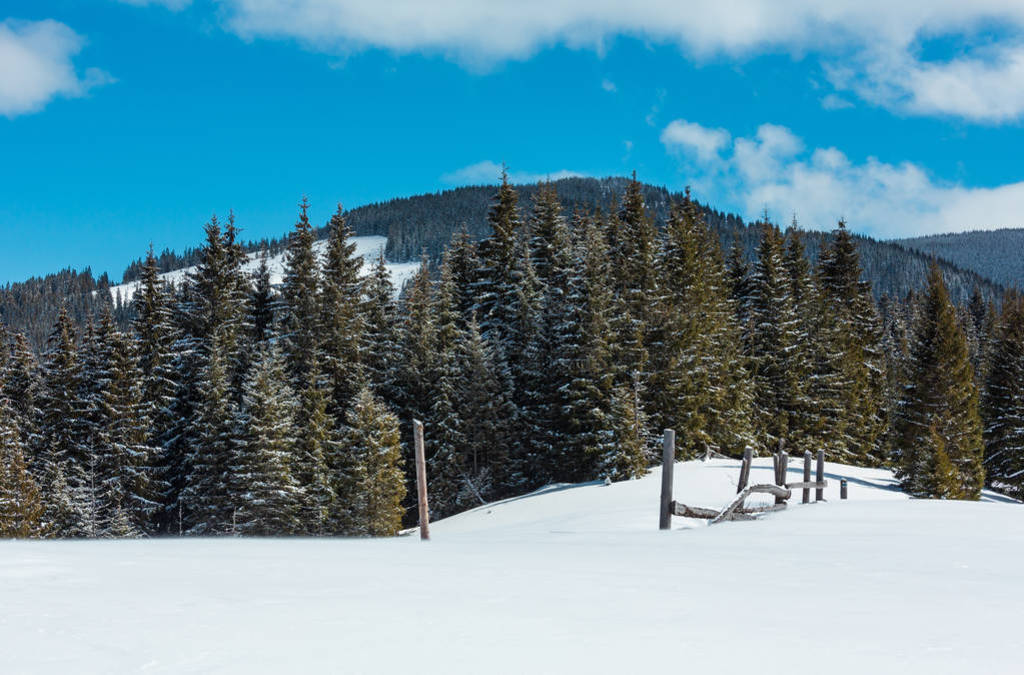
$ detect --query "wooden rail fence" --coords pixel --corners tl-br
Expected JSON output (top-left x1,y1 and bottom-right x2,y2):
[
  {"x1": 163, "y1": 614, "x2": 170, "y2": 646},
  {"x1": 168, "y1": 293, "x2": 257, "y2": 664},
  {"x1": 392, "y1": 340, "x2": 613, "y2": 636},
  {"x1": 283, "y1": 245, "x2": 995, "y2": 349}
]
[{"x1": 659, "y1": 430, "x2": 844, "y2": 530}]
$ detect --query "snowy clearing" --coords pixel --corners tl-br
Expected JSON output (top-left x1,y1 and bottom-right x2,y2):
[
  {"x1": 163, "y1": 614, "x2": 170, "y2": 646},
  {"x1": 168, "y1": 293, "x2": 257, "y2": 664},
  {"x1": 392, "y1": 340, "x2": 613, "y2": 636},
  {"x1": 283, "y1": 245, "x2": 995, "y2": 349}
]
[
  {"x1": 107, "y1": 235, "x2": 420, "y2": 304},
  {"x1": 2, "y1": 458, "x2": 1021, "y2": 674}
]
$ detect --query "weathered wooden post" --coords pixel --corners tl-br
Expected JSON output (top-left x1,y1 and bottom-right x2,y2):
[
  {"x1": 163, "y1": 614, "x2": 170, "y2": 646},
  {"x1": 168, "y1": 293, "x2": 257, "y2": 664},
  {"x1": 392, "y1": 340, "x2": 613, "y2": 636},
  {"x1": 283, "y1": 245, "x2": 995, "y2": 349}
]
[
  {"x1": 737, "y1": 446, "x2": 753, "y2": 494},
  {"x1": 840, "y1": 479, "x2": 848, "y2": 500},
  {"x1": 413, "y1": 419, "x2": 430, "y2": 541},
  {"x1": 775, "y1": 451, "x2": 789, "y2": 505},
  {"x1": 659, "y1": 429, "x2": 675, "y2": 530},
  {"x1": 802, "y1": 451, "x2": 812, "y2": 504},
  {"x1": 815, "y1": 450, "x2": 825, "y2": 502}
]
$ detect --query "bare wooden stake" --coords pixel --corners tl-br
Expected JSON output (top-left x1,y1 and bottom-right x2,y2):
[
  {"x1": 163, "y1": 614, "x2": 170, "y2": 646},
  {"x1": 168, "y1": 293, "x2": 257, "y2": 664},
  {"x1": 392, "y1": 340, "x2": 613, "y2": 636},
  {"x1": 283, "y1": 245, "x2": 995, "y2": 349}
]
[
  {"x1": 737, "y1": 446, "x2": 753, "y2": 494},
  {"x1": 775, "y1": 451, "x2": 789, "y2": 505},
  {"x1": 413, "y1": 419, "x2": 430, "y2": 540},
  {"x1": 840, "y1": 479, "x2": 848, "y2": 500},
  {"x1": 802, "y1": 450, "x2": 812, "y2": 504},
  {"x1": 659, "y1": 429, "x2": 675, "y2": 530},
  {"x1": 815, "y1": 450, "x2": 825, "y2": 502}
]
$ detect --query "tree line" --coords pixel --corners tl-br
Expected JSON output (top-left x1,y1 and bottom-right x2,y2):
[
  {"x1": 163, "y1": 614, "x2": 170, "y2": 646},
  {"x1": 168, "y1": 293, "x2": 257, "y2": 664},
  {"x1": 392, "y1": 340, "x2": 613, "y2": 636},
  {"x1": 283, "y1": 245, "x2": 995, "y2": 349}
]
[{"x1": 2, "y1": 174, "x2": 1022, "y2": 538}]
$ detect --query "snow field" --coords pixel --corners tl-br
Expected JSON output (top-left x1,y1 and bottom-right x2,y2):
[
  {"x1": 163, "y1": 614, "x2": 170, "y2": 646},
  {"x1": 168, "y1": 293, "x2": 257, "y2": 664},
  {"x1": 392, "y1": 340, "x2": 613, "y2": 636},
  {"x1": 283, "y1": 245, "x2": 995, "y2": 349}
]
[
  {"x1": 107, "y1": 235, "x2": 420, "y2": 304},
  {"x1": 1, "y1": 458, "x2": 1021, "y2": 674}
]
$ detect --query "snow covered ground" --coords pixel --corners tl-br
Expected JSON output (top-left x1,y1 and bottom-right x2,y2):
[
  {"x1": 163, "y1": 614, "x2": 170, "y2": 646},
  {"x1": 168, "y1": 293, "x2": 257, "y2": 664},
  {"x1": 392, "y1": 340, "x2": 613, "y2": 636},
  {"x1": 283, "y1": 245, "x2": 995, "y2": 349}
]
[
  {"x1": 107, "y1": 235, "x2": 420, "y2": 304},
  {"x1": 2, "y1": 458, "x2": 1022, "y2": 674}
]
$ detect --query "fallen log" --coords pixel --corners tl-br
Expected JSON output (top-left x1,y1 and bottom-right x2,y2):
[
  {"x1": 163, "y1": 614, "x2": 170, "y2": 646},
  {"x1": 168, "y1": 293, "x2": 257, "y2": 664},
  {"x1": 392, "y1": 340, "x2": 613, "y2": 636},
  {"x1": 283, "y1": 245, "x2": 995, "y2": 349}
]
[{"x1": 712, "y1": 484, "x2": 791, "y2": 524}]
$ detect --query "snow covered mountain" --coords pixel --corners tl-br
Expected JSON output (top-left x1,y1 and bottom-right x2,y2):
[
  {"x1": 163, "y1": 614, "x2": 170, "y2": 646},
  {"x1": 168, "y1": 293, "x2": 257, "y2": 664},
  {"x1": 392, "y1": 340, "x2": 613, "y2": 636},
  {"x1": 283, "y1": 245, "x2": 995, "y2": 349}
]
[
  {"x1": 2, "y1": 457, "x2": 1020, "y2": 674},
  {"x1": 107, "y1": 235, "x2": 420, "y2": 304}
]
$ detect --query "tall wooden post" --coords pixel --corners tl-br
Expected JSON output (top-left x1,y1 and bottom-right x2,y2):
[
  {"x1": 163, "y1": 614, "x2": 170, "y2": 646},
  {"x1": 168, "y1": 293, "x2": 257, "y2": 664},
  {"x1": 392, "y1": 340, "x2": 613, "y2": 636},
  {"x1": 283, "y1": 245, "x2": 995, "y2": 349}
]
[
  {"x1": 815, "y1": 450, "x2": 825, "y2": 502},
  {"x1": 737, "y1": 446, "x2": 753, "y2": 494},
  {"x1": 802, "y1": 451, "x2": 812, "y2": 504},
  {"x1": 413, "y1": 419, "x2": 430, "y2": 541},
  {"x1": 659, "y1": 429, "x2": 675, "y2": 530},
  {"x1": 775, "y1": 451, "x2": 788, "y2": 505}
]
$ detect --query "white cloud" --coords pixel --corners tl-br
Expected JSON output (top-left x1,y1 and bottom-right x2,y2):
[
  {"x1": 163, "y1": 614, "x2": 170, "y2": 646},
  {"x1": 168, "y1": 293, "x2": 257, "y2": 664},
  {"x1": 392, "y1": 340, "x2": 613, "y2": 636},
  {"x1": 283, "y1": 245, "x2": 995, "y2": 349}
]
[
  {"x1": 832, "y1": 43, "x2": 1024, "y2": 123},
  {"x1": 601, "y1": 78, "x2": 617, "y2": 92},
  {"x1": 662, "y1": 119, "x2": 1024, "y2": 237},
  {"x1": 0, "y1": 19, "x2": 114, "y2": 118},
  {"x1": 820, "y1": 93, "x2": 853, "y2": 110},
  {"x1": 441, "y1": 160, "x2": 584, "y2": 186},
  {"x1": 660, "y1": 119, "x2": 730, "y2": 164},
  {"x1": 211, "y1": 1, "x2": 1024, "y2": 122}
]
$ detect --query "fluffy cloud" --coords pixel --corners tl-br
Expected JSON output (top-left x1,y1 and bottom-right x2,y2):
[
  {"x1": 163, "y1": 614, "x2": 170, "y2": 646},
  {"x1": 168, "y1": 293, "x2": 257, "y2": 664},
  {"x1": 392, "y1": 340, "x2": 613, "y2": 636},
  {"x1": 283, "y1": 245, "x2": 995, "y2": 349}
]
[
  {"x1": 831, "y1": 43, "x2": 1024, "y2": 123},
  {"x1": 663, "y1": 119, "x2": 1024, "y2": 237},
  {"x1": 211, "y1": 1, "x2": 1024, "y2": 122},
  {"x1": 660, "y1": 119, "x2": 730, "y2": 164},
  {"x1": 0, "y1": 19, "x2": 113, "y2": 118},
  {"x1": 441, "y1": 160, "x2": 584, "y2": 186}
]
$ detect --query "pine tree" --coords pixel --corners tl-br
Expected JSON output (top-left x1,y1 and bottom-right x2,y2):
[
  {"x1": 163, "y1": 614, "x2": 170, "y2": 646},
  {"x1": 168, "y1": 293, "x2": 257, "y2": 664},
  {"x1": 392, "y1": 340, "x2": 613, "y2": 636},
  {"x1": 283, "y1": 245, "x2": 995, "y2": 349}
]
[
  {"x1": 608, "y1": 174, "x2": 657, "y2": 386},
  {"x1": 280, "y1": 198, "x2": 322, "y2": 391},
  {"x1": 345, "y1": 387, "x2": 406, "y2": 536},
  {"x1": 232, "y1": 345, "x2": 303, "y2": 535},
  {"x1": 604, "y1": 380, "x2": 650, "y2": 480},
  {"x1": 180, "y1": 345, "x2": 236, "y2": 533},
  {"x1": 746, "y1": 221, "x2": 806, "y2": 453},
  {"x1": 982, "y1": 290, "x2": 1024, "y2": 498},
  {"x1": 321, "y1": 204, "x2": 366, "y2": 415},
  {"x1": 474, "y1": 169, "x2": 522, "y2": 346},
  {"x1": 362, "y1": 252, "x2": 400, "y2": 404},
  {"x1": 815, "y1": 221, "x2": 888, "y2": 464},
  {"x1": 294, "y1": 361, "x2": 337, "y2": 535},
  {"x1": 37, "y1": 308, "x2": 89, "y2": 489},
  {"x1": 894, "y1": 264, "x2": 984, "y2": 499},
  {"x1": 250, "y1": 246, "x2": 275, "y2": 343},
  {"x1": 648, "y1": 194, "x2": 754, "y2": 459},
  {"x1": 3, "y1": 332, "x2": 42, "y2": 466},
  {"x1": 549, "y1": 215, "x2": 618, "y2": 483},
  {"x1": 132, "y1": 246, "x2": 180, "y2": 530},
  {"x1": 0, "y1": 396, "x2": 45, "y2": 538}
]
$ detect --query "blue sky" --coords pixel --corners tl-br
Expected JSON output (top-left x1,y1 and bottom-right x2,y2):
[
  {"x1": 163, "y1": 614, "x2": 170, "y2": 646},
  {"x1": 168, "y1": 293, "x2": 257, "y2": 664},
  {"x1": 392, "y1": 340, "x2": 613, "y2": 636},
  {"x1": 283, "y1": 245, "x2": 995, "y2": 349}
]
[{"x1": 2, "y1": 1, "x2": 1024, "y2": 283}]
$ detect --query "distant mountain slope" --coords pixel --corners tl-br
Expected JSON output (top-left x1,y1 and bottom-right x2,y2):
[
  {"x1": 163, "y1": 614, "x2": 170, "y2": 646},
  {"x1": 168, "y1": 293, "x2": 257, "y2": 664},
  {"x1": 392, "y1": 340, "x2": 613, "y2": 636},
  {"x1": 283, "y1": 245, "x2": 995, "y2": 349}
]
[
  {"x1": 2, "y1": 177, "x2": 1006, "y2": 350},
  {"x1": 897, "y1": 229, "x2": 1024, "y2": 289}
]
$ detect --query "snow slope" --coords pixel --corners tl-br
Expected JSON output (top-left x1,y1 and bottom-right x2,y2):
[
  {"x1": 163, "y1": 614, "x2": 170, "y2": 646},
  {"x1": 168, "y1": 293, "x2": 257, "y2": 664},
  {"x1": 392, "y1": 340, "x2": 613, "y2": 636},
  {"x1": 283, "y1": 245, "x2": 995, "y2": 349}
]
[
  {"x1": 107, "y1": 235, "x2": 420, "y2": 304},
  {"x1": 2, "y1": 459, "x2": 1022, "y2": 674}
]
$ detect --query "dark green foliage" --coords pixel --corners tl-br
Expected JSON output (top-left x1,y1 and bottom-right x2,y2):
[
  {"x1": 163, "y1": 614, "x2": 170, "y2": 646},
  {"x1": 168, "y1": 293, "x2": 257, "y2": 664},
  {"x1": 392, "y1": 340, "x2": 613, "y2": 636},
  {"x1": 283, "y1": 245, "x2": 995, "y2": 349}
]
[
  {"x1": 894, "y1": 264, "x2": 984, "y2": 499},
  {"x1": 0, "y1": 395, "x2": 45, "y2": 538},
  {"x1": 232, "y1": 345, "x2": 303, "y2": 535},
  {"x1": 344, "y1": 387, "x2": 406, "y2": 536},
  {"x1": 982, "y1": 291, "x2": 1024, "y2": 498}
]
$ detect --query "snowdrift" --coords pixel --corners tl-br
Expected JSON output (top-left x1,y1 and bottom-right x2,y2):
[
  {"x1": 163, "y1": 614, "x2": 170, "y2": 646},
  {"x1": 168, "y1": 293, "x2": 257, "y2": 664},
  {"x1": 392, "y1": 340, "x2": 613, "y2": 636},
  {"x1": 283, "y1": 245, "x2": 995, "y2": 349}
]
[{"x1": 1, "y1": 458, "x2": 1021, "y2": 674}]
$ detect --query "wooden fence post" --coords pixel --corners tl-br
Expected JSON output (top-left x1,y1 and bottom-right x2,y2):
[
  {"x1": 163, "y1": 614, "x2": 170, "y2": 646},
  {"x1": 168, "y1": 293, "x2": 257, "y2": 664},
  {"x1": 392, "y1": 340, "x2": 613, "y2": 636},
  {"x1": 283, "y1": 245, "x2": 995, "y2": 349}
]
[
  {"x1": 840, "y1": 479, "x2": 848, "y2": 500},
  {"x1": 802, "y1": 451, "x2": 812, "y2": 504},
  {"x1": 413, "y1": 419, "x2": 430, "y2": 541},
  {"x1": 815, "y1": 450, "x2": 825, "y2": 502},
  {"x1": 737, "y1": 446, "x2": 753, "y2": 494},
  {"x1": 775, "y1": 451, "x2": 788, "y2": 505},
  {"x1": 659, "y1": 429, "x2": 675, "y2": 530}
]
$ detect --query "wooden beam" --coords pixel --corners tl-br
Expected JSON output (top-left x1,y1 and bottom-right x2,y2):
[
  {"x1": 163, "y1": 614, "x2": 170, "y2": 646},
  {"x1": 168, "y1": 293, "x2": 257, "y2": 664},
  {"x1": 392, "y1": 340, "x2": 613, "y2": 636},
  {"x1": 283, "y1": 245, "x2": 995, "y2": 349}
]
[
  {"x1": 672, "y1": 503, "x2": 720, "y2": 519},
  {"x1": 413, "y1": 419, "x2": 430, "y2": 541},
  {"x1": 659, "y1": 429, "x2": 675, "y2": 530},
  {"x1": 785, "y1": 481, "x2": 828, "y2": 490}
]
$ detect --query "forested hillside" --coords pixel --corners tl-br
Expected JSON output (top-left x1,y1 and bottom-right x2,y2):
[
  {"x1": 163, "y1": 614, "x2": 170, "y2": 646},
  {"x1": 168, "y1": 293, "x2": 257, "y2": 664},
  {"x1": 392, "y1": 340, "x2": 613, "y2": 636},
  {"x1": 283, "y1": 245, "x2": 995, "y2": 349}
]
[
  {"x1": 2, "y1": 177, "x2": 1002, "y2": 352},
  {"x1": 897, "y1": 229, "x2": 1024, "y2": 288},
  {"x1": 2, "y1": 176, "x2": 1021, "y2": 541}
]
